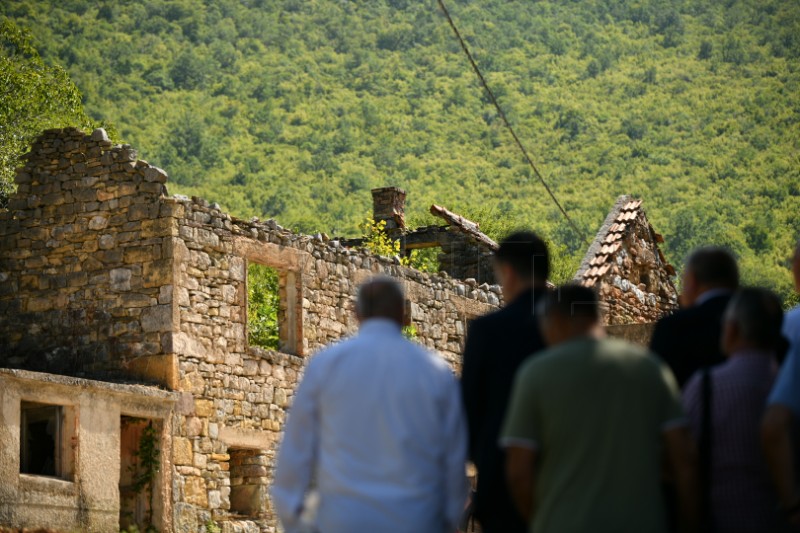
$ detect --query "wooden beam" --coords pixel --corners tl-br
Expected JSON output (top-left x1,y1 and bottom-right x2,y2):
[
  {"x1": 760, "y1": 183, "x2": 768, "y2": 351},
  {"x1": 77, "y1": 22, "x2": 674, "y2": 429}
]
[{"x1": 429, "y1": 204, "x2": 499, "y2": 251}]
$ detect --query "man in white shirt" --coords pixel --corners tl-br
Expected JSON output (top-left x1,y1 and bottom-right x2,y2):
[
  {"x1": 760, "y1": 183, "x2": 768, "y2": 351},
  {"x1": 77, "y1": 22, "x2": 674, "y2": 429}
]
[{"x1": 271, "y1": 277, "x2": 468, "y2": 533}]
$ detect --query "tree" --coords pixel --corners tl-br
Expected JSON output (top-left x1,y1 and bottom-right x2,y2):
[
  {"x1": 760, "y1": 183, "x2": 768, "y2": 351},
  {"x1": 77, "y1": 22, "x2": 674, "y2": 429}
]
[{"x1": 0, "y1": 18, "x2": 95, "y2": 207}]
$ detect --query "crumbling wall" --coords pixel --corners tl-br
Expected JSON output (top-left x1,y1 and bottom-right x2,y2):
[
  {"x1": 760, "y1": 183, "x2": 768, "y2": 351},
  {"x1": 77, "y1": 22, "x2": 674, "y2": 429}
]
[
  {"x1": 437, "y1": 231, "x2": 496, "y2": 284},
  {"x1": 0, "y1": 128, "x2": 178, "y2": 383},
  {"x1": 0, "y1": 128, "x2": 501, "y2": 532},
  {"x1": 169, "y1": 196, "x2": 500, "y2": 530}
]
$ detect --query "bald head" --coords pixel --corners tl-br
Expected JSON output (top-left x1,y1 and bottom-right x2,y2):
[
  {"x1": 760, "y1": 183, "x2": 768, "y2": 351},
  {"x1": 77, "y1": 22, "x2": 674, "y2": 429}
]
[
  {"x1": 538, "y1": 284, "x2": 603, "y2": 347},
  {"x1": 356, "y1": 277, "x2": 405, "y2": 325}
]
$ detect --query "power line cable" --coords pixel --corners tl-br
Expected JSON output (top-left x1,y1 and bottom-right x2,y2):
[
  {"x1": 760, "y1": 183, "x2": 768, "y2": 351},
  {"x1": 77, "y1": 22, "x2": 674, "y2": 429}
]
[{"x1": 436, "y1": 0, "x2": 587, "y2": 243}]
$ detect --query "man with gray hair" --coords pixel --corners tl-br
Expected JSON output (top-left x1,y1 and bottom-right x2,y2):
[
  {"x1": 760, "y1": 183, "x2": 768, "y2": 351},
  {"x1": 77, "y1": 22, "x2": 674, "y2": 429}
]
[
  {"x1": 272, "y1": 276, "x2": 468, "y2": 533},
  {"x1": 683, "y1": 288, "x2": 785, "y2": 532},
  {"x1": 651, "y1": 246, "x2": 740, "y2": 388}
]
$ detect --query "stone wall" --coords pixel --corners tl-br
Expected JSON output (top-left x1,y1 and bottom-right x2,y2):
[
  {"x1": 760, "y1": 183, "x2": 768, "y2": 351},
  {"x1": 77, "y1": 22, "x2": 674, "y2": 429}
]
[
  {"x1": 0, "y1": 128, "x2": 501, "y2": 532},
  {"x1": 169, "y1": 195, "x2": 499, "y2": 531},
  {"x1": 0, "y1": 127, "x2": 176, "y2": 382},
  {"x1": 576, "y1": 196, "x2": 678, "y2": 325},
  {"x1": 0, "y1": 369, "x2": 174, "y2": 533},
  {"x1": 436, "y1": 231, "x2": 496, "y2": 285}
]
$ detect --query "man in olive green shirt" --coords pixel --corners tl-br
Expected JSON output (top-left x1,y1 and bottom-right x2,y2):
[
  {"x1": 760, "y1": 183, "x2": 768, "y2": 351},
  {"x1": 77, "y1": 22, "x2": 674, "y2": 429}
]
[{"x1": 500, "y1": 284, "x2": 699, "y2": 533}]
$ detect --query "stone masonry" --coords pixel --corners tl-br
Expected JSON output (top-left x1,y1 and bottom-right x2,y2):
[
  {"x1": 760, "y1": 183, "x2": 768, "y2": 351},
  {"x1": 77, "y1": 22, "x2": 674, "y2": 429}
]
[
  {"x1": 0, "y1": 128, "x2": 501, "y2": 532},
  {"x1": 575, "y1": 196, "x2": 679, "y2": 324}
]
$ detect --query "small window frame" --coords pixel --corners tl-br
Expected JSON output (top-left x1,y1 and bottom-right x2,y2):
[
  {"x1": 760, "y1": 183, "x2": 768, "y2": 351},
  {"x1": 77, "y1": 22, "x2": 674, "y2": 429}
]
[{"x1": 20, "y1": 401, "x2": 74, "y2": 480}]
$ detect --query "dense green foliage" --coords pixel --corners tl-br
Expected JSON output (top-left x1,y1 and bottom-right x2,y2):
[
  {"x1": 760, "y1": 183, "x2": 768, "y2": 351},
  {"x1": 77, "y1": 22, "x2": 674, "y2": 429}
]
[
  {"x1": 248, "y1": 263, "x2": 280, "y2": 350},
  {"x1": 0, "y1": 18, "x2": 96, "y2": 206},
  {"x1": 2, "y1": 0, "x2": 799, "y2": 303}
]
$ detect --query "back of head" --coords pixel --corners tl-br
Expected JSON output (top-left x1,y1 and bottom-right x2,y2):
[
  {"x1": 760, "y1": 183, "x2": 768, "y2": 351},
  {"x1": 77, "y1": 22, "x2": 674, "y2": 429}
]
[
  {"x1": 686, "y1": 247, "x2": 739, "y2": 290},
  {"x1": 495, "y1": 231, "x2": 550, "y2": 284},
  {"x1": 724, "y1": 287, "x2": 784, "y2": 351},
  {"x1": 540, "y1": 284, "x2": 600, "y2": 323},
  {"x1": 356, "y1": 276, "x2": 405, "y2": 325}
]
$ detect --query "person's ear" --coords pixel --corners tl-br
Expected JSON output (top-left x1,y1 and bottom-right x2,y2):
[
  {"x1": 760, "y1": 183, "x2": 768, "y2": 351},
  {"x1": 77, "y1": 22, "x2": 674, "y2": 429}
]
[
  {"x1": 499, "y1": 262, "x2": 517, "y2": 286},
  {"x1": 680, "y1": 269, "x2": 697, "y2": 306}
]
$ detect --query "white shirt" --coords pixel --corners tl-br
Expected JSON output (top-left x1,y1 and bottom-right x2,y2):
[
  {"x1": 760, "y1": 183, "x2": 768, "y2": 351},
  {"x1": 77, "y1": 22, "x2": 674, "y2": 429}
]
[{"x1": 271, "y1": 319, "x2": 468, "y2": 533}]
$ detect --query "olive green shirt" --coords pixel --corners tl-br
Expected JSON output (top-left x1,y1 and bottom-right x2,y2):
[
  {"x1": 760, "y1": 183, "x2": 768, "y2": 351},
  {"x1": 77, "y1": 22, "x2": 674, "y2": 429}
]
[{"x1": 500, "y1": 336, "x2": 684, "y2": 533}]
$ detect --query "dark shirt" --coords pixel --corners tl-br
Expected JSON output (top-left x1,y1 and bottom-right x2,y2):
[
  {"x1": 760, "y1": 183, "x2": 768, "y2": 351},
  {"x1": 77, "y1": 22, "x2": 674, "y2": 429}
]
[
  {"x1": 683, "y1": 352, "x2": 779, "y2": 533},
  {"x1": 650, "y1": 292, "x2": 732, "y2": 388},
  {"x1": 461, "y1": 287, "x2": 547, "y2": 533}
]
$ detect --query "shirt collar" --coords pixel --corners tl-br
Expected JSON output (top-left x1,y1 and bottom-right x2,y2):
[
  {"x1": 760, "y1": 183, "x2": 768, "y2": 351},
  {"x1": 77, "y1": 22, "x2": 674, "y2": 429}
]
[
  {"x1": 695, "y1": 288, "x2": 733, "y2": 306},
  {"x1": 359, "y1": 318, "x2": 403, "y2": 336}
]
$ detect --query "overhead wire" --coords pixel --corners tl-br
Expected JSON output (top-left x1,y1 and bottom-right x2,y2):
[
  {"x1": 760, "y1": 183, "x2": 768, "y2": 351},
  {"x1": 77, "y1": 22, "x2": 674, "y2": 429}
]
[{"x1": 436, "y1": 0, "x2": 587, "y2": 244}]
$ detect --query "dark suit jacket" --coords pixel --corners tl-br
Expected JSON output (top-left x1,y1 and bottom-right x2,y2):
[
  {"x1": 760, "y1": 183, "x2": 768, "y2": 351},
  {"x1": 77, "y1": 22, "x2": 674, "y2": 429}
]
[
  {"x1": 461, "y1": 287, "x2": 547, "y2": 532},
  {"x1": 650, "y1": 292, "x2": 732, "y2": 388}
]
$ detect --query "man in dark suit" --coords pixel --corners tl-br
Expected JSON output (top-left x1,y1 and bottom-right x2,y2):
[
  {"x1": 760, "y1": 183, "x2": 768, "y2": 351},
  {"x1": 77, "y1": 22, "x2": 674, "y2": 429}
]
[
  {"x1": 650, "y1": 246, "x2": 739, "y2": 388},
  {"x1": 461, "y1": 231, "x2": 550, "y2": 533}
]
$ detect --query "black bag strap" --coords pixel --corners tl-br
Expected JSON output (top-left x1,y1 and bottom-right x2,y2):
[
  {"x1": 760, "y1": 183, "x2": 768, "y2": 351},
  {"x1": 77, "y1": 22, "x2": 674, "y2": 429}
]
[{"x1": 699, "y1": 366, "x2": 715, "y2": 532}]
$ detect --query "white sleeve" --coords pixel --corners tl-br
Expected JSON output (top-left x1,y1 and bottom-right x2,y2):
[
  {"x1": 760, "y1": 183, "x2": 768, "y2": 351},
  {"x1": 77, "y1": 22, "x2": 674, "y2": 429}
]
[
  {"x1": 442, "y1": 372, "x2": 469, "y2": 531},
  {"x1": 271, "y1": 362, "x2": 319, "y2": 532}
]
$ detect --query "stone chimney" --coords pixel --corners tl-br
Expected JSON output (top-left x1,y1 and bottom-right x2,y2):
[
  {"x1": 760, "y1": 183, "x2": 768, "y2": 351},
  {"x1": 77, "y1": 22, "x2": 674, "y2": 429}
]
[{"x1": 371, "y1": 187, "x2": 406, "y2": 233}]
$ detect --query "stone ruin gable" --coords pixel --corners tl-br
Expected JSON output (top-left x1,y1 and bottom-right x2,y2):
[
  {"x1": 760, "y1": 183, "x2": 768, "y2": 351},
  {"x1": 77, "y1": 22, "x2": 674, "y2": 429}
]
[
  {"x1": 576, "y1": 196, "x2": 678, "y2": 325},
  {"x1": 0, "y1": 127, "x2": 178, "y2": 382}
]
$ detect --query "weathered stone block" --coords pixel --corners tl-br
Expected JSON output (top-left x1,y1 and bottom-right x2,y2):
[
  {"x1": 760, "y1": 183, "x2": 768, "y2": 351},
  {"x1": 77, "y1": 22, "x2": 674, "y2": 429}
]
[
  {"x1": 140, "y1": 166, "x2": 167, "y2": 184},
  {"x1": 110, "y1": 268, "x2": 132, "y2": 291},
  {"x1": 88, "y1": 215, "x2": 108, "y2": 230},
  {"x1": 141, "y1": 304, "x2": 172, "y2": 332},
  {"x1": 195, "y1": 399, "x2": 214, "y2": 417},
  {"x1": 124, "y1": 245, "x2": 160, "y2": 263},
  {"x1": 98, "y1": 234, "x2": 115, "y2": 250},
  {"x1": 183, "y1": 476, "x2": 207, "y2": 507},
  {"x1": 173, "y1": 437, "x2": 193, "y2": 465},
  {"x1": 143, "y1": 259, "x2": 172, "y2": 288}
]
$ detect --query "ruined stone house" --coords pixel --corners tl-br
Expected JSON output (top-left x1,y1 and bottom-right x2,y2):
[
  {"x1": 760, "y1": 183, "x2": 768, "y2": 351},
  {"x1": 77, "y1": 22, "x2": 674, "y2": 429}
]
[
  {"x1": 0, "y1": 128, "x2": 676, "y2": 532},
  {"x1": 0, "y1": 128, "x2": 500, "y2": 532}
]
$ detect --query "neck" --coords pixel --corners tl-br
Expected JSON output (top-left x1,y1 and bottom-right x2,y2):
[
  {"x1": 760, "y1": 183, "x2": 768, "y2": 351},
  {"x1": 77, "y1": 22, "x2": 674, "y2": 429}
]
[{"x1": 556, "y1": 322, "x2": 603, "y2": 344}]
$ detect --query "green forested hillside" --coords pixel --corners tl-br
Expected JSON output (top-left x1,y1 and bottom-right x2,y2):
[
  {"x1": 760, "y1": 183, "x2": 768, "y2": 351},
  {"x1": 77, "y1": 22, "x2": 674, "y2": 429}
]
[{"x1": 2, "y1": 0, "x2": 799, "y2": 301}]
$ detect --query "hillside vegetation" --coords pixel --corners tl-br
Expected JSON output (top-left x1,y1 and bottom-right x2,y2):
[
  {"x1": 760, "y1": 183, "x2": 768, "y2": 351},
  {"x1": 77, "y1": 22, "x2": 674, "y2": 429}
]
[{"x1": 1, "y1": 0, "x2": 799, "y2": 302}]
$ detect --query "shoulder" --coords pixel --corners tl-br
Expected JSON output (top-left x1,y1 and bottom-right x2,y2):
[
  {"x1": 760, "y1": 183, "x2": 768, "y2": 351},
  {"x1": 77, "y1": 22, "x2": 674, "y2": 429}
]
[
  {"x1": 402, "y1": 338, "x2": 456, "y2": 378},
  {"x1": 786, "y1": 305, "x2": 800, "y2": 321},
  {"x1": 468, "y1": 307, "x2": 507, "y2": 330},
  {"x1": 784, "y1": 306, "x2": 800, "y2": 334},
  {"x1": 303, "y1": 335, "x2": 355, "y2": 373},
  {"x1": 602, "y1": 338, "x2": 677, "y2": 377},
  {"x1": 517, "y1": 340, "x2": 578, "y2": 377},
  {"x1": 602, "y1": 336, "x2": 649, "y2": 355},
  {"x1": 655, "y1": 306, "x2": 697, "y2": 329}
]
